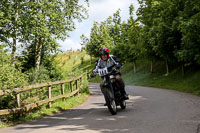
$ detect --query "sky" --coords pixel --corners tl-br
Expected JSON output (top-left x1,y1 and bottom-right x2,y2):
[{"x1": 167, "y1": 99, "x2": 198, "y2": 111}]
[{"x1": 58, "y1": 0, "x2": 140, "y2": 52}]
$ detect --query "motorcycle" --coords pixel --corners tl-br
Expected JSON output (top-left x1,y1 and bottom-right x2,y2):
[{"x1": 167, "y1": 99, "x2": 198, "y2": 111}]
[{"x1": 91, "y1": 65, "x2": 126, "y2": 115}]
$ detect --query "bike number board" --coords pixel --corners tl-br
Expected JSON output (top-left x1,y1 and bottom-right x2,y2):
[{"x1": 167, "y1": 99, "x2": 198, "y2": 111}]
[{"x1": 98, "y1": 67, "x2": 108, "y2": 76}]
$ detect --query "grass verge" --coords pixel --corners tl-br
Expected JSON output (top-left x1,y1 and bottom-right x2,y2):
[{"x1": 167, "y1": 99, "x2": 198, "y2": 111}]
[
  {"x1": 0, "y1": 93, "x2": 89, "y2": 128},
  {"x1": 122, "y1": 62, "x2": 200, "y2": 96}
]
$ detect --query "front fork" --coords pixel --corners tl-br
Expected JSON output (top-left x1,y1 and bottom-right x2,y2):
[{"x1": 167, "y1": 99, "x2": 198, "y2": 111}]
[{"x1": 101, "y1": 78, "x2": 115, "y2": 102}]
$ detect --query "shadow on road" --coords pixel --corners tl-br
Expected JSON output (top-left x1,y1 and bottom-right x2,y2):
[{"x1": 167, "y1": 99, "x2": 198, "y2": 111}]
[
  {"x1": 14, "y1": 108, "x2": 130, "y2": 132},
  {"x1": 12, "y1": 94, "x2": 144, "y2": 133},
  {"x1": 2, "y1": 83, "x2": 149, "y2": 133}
]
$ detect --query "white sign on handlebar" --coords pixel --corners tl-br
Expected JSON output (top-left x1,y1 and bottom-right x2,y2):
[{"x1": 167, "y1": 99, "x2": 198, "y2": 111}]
[{"x1": 98, "y1": 67, "x2": 108, "y2": 76}]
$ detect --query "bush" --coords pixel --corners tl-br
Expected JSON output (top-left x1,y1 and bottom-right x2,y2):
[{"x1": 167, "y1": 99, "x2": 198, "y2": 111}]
[
  {"x1": 80, "y1": 74, "x2": 89, "y2": 94},
  {"x1": 27, "y1": 66, "x2": 50, "y2": 84},
  {"x1": 41, "y1": 55, "x2": 65, "y2": 81},
  {"x1": 0, "y1": 63, "x2": 28, "y2": 109},
  {"x1": 0, "y1": 64, "x2": 28, "y2": 90},
  {"x1": 80, "y1": 56, "x2": 84, "y2": 64}
]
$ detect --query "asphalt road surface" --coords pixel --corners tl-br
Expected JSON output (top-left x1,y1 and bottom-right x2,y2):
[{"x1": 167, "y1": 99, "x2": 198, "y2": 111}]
[{"x1": 1, "y1": 82, "x2": 200, "y2": 133}]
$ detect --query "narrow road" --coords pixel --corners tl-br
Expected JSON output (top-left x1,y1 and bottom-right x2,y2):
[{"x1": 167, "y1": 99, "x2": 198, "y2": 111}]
[{"x1": 1, "y1": 83, "x2": 200, "y2": 133}]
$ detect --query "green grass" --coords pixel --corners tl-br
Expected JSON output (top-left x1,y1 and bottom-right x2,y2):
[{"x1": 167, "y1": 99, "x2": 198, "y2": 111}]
[
  {"x1": 122, "y1": 62, "x2": 200, "y2": 96},
  {"x1": 56, "y1": 50, "x2": 92, "y2": 76},
  {"x1": 56, "y1": 50, "x2": 101, "y2": 82},
  {"x1": 0, "y1": 93, "x2": 89, "y2": 128}
]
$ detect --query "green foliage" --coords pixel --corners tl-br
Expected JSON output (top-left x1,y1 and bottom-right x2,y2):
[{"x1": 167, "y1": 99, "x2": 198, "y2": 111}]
[
  {"x1": 0, "y1": 45, "x2": 27, "y2": 90},
  {"x1": 80, "y1": 74, "x2": 89, "y2": 94},
  {"x1": 21, "y1": 48, "x2": 65, "y2": 83},
  {"x1": 137, "y1": 0, "x2": 200, "y2": 66},
  {"x1": 25, "y1": 53, "x2": 65, "y2": 84},
  {"x1": 80, "y1": 56, "x2": 84, "y2": 64},
  {"x1": 84, "y1": 0, "x2": 200, "y2": 75},
  {"x1": 176, "y1": 0, "x2": 200, "y2": 64},
  {"x1": 85, "y1": 21, "x2": 113, "y2": 57},
  {"x1": 0, "y1": 0, "x2": 89, "y2": 67},
  {"x1": 41, "y1": 55, "x2": 65, "y2": 81},
  {"x1": 0, "y1": 64, "x2": 28, "y2": 90},
  {"x1": 27, "y1": 66, "x2": 50, "y2": 84},
  {"x1": 0, "y1": 44, "x2": 9, "y2": 66},
  {"x1": 0, "y1": 46, "x2": 28, "y2": 110},
  {"x1": 0, "y1": 95, "x2": 16, "y2": 109}
]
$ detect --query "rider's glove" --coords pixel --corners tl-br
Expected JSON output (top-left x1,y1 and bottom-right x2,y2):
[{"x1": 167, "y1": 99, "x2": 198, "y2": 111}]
[{"x1": 90, "y1": 72, "x2": 96, "y2": 78}]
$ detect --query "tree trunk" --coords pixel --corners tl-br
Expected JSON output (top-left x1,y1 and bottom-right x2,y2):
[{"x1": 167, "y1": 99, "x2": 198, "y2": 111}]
[
  {"x1": 35, "y1": 37, "x2": 43, "y2": 70},
  {"x1": 11, "y1": 37, "x2": 17, "y2": 66},
  {"x1": 11, "y1": 1, "x2": 18, "y2": 66},
  {"x1": 150, "y1": 60, "x2": 153, "y2": 73},
  {"x1": 133, "y1": 62, "x2": 136, "y2": 73},
  {"x1": 90, "y1": 56, "x2": 92, "y2": 65},
  {"x1": 182, "y1": 63, "x2": 185, "y2": 76},
  {"x1": 165, "y1": 59, "x2": 169, "y2": 75}
]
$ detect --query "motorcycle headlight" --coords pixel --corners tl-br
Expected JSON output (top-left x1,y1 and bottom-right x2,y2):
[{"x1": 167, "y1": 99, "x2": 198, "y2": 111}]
[{"x1": 109, "y1": 75, "x2": 115, "y2": 79}]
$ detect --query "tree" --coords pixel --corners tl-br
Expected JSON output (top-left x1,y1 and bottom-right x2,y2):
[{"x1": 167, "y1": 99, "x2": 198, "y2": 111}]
[
  {"x1": 0, "y1": 0, "x2": 89, "y2": 69},
  {"x1": 86, "y1": 21, "x2": 113, "y2": 58},
  {"x1": 137, "y1": 0, "x2": 183, "y2": 75},
  {"x1": 0, "y1": 0, "x2": 24, "y2": 65},
  {"x1": 21, "y1": 0, "x2": 89, "y2": 69},
  {"x1": 176, "y1": 0, "x2": 200, "y2": 65},
  {"x1": 126, "y1": 16, "x2": 142, "y2": 73}
]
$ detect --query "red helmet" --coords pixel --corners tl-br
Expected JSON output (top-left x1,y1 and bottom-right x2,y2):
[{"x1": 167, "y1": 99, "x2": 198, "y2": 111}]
[{"x1": 99, "y1": 47, "x2": 110, "y2": 57}]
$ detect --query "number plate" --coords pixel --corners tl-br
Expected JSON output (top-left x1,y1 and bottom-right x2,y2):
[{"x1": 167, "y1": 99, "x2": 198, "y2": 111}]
[{"x1": 98, "y1": 68, "x2": 108, "y2": 76}]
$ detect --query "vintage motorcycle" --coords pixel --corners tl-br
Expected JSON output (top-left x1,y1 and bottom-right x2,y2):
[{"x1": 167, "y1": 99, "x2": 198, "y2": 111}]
[{"x1": 91, "y1": 65, "x2": 126, "y2": 115}]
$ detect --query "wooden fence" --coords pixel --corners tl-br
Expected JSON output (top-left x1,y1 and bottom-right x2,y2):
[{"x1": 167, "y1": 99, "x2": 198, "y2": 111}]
[{"x1": 0, "y1": 73, "x2": 86, "y2": 116}]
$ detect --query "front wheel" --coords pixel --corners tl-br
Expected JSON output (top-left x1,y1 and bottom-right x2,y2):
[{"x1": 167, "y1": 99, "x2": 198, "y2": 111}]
[
  {"x1": 107, "y1": 99, "x2": 117, "y2": 115},
  {"x1": 104, "y1": 88, "x2": 117, "y2": 115}
]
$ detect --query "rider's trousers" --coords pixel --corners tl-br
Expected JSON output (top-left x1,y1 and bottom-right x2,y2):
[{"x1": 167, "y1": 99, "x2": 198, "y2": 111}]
[{"x1": 100, "y1": 74, "x2": 126, "y2": 95}]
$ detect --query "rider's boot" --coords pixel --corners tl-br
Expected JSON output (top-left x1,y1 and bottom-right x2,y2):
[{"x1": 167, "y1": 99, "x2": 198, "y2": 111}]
[
  {"x1": 123, "y1": 93, "x2": 129, "y2": 100},
  {"x1": 121, "y1": 88, "x2": 129, "y2": 100}
]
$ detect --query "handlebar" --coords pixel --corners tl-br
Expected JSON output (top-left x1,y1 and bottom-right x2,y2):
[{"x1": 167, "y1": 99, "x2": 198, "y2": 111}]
[{"x1": 91, "y1": 64, "x2": 117, "y2": 77}]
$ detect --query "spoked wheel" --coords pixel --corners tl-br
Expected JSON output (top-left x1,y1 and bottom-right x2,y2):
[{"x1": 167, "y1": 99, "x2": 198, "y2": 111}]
[
  {"x1": 120, "y1": 100, "x2": 126, "y2": 109},
  {"x1": 106, "y1": 98, "x2": 117, "y2": 115},
  {"x1": 104, "y1": 88, "x2": 117, "y2": 115}
]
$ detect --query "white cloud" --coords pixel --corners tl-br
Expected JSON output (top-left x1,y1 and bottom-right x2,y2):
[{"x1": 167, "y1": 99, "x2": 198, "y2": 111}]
[
  {"x1": 58, "y1": 0, "x2": 139, "y2": 51},
  {"x1": 90, "y1": 0, "x2": 126, "y2": 20},
  {"x1": 59, "y1": 39, "x2": 82, "y2": 51},
  {"x1": 89, "y1": 0, "x2": 139, "y2": 21}
]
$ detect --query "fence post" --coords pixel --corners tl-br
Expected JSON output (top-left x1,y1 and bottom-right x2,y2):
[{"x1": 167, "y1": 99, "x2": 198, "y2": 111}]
[
  {"x1": 76, "y1": 80, "x2": 78, "y2": 89},
  {"x1": 70, "y1": 81, "x2": 73, "y2": 92},
  {"x1": 86, "y1": 70, "x2": 89, "y2": 79},
  {"x1": 48, "y1": 86, "x2": 52, "y2": 108},
  {"x1": 16, "y1": 93, "x2": 21, "y2": 108},
  {"x1": 61, "y1": 83, "x2": 65, "y2": 95},
  {"x1": 80, "y1": 76, "x2": 82, "y2": 90},
  {"x1": 76, "y1": 79, "x2": 79, "y2": 96}
]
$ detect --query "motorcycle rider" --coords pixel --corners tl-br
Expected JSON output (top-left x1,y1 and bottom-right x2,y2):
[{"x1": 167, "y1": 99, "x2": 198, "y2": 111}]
[{"x1": 91, "y1": 47, "x2": 129, "y2": 100}]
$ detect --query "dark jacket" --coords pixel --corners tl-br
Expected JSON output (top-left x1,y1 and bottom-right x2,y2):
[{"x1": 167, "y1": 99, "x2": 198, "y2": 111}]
[{"x1": 93, "y1": 55, "x2": 123, "y2": 75}]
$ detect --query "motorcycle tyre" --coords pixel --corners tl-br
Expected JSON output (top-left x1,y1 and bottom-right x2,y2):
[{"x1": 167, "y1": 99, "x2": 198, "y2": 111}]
[
  {"x1": 104, "y1": 88, "x2": 117, "y2": 115},
  {"x1": 120, "y1": 100, "x2": 126, "y2": 109}
]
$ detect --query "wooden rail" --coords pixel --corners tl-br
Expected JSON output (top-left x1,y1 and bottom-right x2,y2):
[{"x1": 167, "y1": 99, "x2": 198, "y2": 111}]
[{"x1": 0, "y1": 74, "x2": 86, "y2": 116}]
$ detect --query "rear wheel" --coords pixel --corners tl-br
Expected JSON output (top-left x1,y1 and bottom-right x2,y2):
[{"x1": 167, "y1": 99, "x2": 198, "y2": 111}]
[{"x1": 120, "y1": 100, "x2": 126, "y2": 109}]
